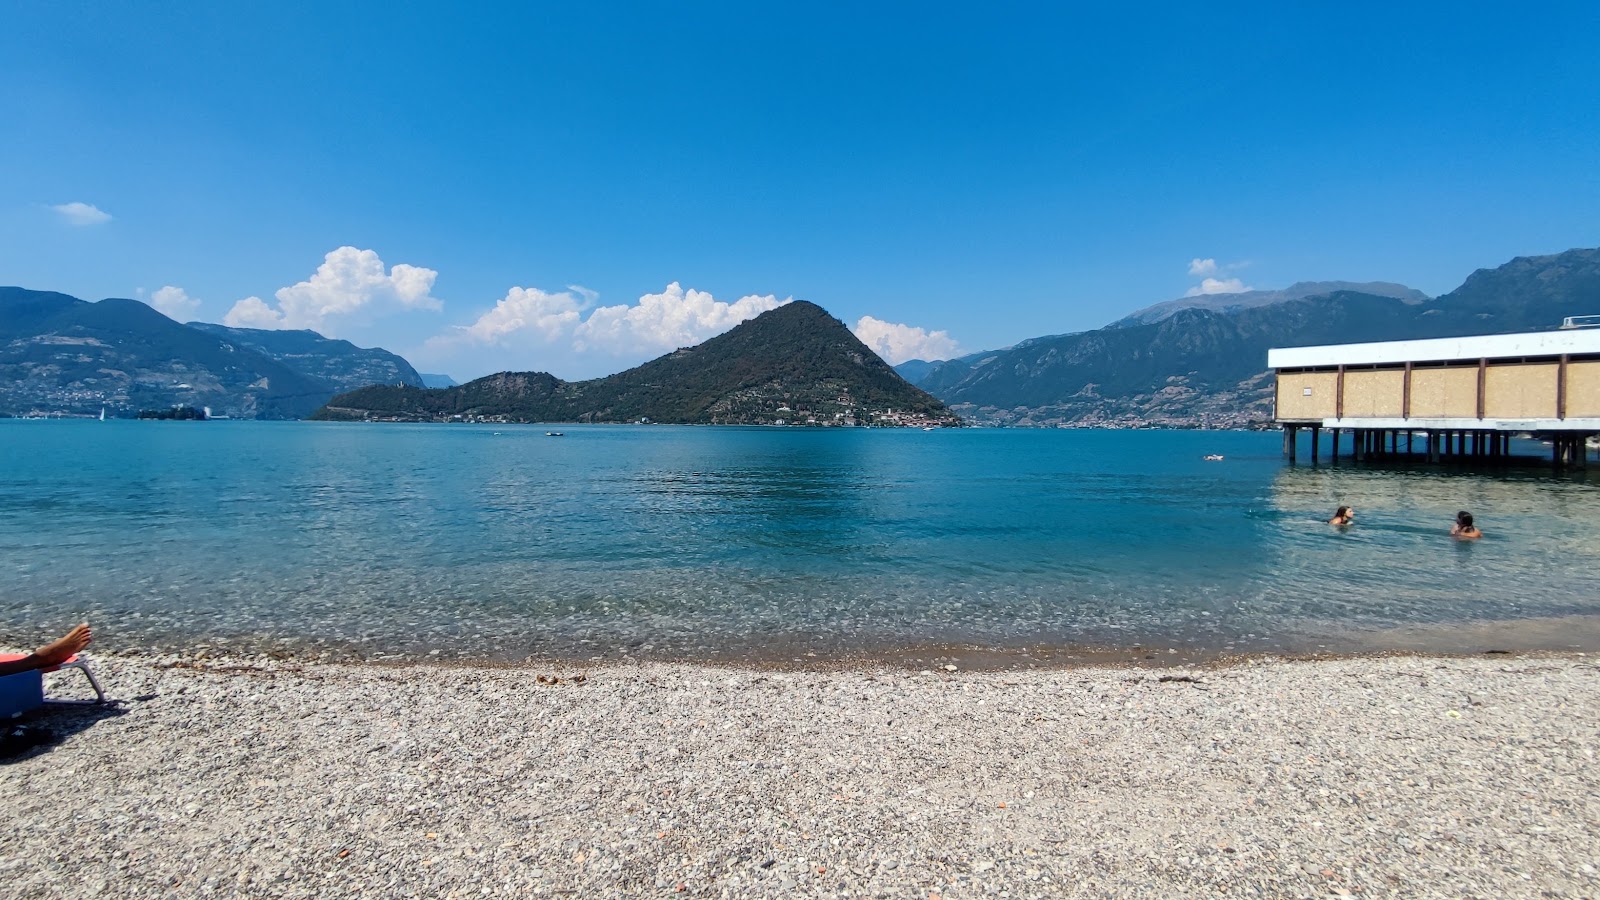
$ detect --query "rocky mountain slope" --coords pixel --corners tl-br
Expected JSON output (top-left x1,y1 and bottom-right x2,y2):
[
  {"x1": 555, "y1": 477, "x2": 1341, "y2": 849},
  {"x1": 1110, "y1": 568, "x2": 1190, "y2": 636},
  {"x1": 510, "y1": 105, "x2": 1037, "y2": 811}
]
[
  {"x1": 0, "y1": 288, "x2": 424, "y2": 418},
  {"x1": 313, "y1": 301, "x2": 958, "y2": 426},
  {"x1": 0, "y1": 288, "x2": 333, "y2": 418},
  {"x1": 187, "y1": 323, "x2": 423, "y2": 393},
  {"x1": 1110, "y1": 280, "x2": 1429, "y2": 328}
]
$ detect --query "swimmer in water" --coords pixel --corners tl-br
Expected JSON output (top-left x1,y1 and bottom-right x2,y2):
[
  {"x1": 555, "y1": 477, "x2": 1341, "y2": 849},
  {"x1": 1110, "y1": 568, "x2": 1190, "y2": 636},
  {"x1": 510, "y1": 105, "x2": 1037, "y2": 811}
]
[
  {"x1": 1328, "y1": 505, "x2": 1354, "y2": 526},
  {"x1": 1451, "y1": 510, "x2": 1482, "y2": 540}
]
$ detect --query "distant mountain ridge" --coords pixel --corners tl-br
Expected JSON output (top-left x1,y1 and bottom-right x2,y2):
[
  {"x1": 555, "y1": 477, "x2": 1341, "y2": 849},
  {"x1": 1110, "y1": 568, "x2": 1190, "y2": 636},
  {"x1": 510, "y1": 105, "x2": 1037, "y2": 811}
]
[
  {"x1": 1110, "y1": 281, "x2": 1429, "y2": 328},
  {"x1": 0, "y1": 287, "x2": 423, "y2": 418},
  {"x1": 909, "y1": 247, "x2": 1600, "y2": 427},
  {"x1": 314, "y1": 301, "x2": 958, "y2": 426},
  {"x1": 187, "y1": 323, "x2": 424, "y2": 393}
]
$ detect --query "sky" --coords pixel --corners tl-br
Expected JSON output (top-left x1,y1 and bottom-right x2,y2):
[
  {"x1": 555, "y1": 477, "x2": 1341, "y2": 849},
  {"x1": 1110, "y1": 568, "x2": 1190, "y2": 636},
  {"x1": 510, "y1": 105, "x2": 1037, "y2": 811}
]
[{"x1": 3, "y1": 2, "x2": 1597, "y2": 380}]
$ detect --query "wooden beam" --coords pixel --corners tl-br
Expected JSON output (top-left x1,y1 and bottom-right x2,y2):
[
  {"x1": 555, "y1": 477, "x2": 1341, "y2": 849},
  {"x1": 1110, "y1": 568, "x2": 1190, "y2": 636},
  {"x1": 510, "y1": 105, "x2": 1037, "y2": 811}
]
[
  {"x1": 1558, "y1": 353, "x2": 1569, "y2": 420},
  {"x1": 1336, "y1": 364, "x2": 1346, "y2": 420},
  {"x1": 1402, "y1": 360, "x2": 1412, "y2": 419},
  {"x1": 1476, "y1": 358, "x2": 1487, "y2": 420}
]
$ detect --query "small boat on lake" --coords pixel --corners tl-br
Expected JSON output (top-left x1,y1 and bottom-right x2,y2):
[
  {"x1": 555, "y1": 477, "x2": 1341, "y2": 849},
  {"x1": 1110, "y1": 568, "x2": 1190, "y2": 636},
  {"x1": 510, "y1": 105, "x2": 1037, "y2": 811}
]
[
  {"x1": 1203, "y1": 454, "x2": 1224, "y2": 461},
  {"x1": 546, "y1": 431, "x2": 564, "y2": 437}
]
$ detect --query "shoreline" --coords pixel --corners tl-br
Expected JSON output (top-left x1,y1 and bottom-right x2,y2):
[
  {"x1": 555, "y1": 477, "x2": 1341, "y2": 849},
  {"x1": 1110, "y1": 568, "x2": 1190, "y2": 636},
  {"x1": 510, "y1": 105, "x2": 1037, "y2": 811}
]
[
  {"x1": 5, "y1": 650, "x2": 1598, "y2": 898},
  {"x1": 11, "y1": 610, "x2": 1599, "y2": 674}
]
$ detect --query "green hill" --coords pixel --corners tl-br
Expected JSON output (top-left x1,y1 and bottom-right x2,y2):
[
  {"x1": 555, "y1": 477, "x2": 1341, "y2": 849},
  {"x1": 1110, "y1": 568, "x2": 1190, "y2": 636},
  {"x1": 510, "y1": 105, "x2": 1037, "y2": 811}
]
[{"x1": 313, "y1": 301, "x2": 959, "y2": 426}]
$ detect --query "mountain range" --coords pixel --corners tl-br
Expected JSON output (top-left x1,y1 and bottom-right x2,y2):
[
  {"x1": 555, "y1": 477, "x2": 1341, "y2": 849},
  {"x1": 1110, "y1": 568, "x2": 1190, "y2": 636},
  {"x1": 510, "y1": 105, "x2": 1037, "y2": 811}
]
[
  {"x1": 5, "y1": 245, "x2": 1597, "y2": 426},
  {"x1": 899, "y1": 247, "x2": 1600, "y2": 427},
  {"x1": 1109, "y1": 281, "x2": 1429, "y2": 328},
  {"x1": 0, "y1": 287, "x2": 421, "y2": 418},
  {"x1": 312, "y1": 301, "x2": 958, "y2": 426}
]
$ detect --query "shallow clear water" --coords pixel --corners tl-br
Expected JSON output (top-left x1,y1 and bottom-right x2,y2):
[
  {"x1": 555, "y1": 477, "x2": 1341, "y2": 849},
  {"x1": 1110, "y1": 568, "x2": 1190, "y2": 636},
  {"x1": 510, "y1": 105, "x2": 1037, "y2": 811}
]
[{"x1": 2, "y1": 421, "x2": 1597, "y2": 663}]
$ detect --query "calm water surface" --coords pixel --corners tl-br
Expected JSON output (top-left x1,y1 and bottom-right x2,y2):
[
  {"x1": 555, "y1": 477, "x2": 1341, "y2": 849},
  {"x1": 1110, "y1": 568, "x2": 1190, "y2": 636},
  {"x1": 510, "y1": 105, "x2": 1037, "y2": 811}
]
[{"x1": 2, "y1": 421, "x2": 1597, "y2": 663}]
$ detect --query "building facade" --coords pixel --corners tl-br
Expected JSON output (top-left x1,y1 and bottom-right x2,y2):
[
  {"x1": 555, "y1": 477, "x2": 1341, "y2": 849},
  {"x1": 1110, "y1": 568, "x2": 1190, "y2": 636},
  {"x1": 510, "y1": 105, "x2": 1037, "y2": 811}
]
[{"x1": 1269, "y1": 329, "x2": 1600, "y2": 466}]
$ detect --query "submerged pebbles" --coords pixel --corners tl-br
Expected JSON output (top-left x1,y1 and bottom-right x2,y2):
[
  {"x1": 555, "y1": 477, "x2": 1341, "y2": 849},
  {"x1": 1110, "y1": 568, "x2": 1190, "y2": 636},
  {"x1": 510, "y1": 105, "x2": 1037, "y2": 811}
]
[{"x1": 2, "y1": 652, "x2": 1597, "y2": 898}]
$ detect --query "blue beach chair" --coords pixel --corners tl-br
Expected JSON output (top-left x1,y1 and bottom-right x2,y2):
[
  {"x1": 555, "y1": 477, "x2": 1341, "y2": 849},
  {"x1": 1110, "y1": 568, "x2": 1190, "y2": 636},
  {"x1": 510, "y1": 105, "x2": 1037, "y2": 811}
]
[{"x1": 0, "y1": 653, "x2": 106, "y2": 718}]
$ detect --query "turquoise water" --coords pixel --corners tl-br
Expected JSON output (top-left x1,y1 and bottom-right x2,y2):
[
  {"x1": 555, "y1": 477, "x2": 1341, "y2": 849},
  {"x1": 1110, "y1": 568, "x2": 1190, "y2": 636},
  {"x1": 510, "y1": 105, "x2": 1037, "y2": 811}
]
[{"x1": 2, "y1": 421, "x2": 1597, "y2": 663}]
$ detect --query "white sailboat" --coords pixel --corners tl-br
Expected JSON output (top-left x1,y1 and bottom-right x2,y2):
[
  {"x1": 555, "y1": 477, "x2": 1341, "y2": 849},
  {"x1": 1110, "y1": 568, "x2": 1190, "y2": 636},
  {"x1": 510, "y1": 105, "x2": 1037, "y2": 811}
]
[{"x1": 99, "y1": 406, "x2": 106, "y2": 421}]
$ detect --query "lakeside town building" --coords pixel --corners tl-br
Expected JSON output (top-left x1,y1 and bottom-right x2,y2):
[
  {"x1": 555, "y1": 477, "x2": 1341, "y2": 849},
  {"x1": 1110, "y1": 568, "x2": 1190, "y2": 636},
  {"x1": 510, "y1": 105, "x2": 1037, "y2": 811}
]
[{"x1": 1270, "y1": 323, "x2": 1600, "y2": 467}]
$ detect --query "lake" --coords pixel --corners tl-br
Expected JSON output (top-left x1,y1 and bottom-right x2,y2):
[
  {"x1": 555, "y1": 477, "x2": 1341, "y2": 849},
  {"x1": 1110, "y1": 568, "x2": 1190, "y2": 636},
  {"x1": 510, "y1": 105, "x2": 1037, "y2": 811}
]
[{"x1": 2, "y1": 421, "x2": 1597, "y2": 665}]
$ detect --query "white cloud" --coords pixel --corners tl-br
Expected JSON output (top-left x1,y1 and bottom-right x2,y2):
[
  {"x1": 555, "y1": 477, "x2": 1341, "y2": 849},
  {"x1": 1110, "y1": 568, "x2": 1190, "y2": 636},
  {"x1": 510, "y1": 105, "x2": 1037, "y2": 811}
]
[
  {"x1": 222, "y1": 296, "x2": 285, "y2": 329},
  {"x1": 416, "y1": 281, "x2": 793, "y2": 376},
  {"x1": 221, "y1": 246, "x2": 440, "y2": 334},
  {"x1": 51, "y1": 202, "x2": 112, "y2": 226},
  {"x1": 852, "y1": 316, "x2": 960, "y2": 364},
  {"x1": 1185, "y1": 277, "x2": 1249, "y2": 297},
  {"x1": 573, "y1": 282, "x2": 789, "y2": 354},
  {"x1": 147, "y1": 285, "x2": 201, "y2": 321},
  {"x1": 429, "y1": 285, "x2": 587, "y2": 349},
  {"x1": 1188, "y1": 257, "x2": 1217, "y2": 277}
]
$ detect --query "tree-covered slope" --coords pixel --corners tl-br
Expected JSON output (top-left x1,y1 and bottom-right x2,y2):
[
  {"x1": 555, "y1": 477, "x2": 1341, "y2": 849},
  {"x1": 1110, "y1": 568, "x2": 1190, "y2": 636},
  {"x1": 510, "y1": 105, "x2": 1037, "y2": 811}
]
[{"x1": 315, "y1": 301, "x2": 959, "y2": 426}]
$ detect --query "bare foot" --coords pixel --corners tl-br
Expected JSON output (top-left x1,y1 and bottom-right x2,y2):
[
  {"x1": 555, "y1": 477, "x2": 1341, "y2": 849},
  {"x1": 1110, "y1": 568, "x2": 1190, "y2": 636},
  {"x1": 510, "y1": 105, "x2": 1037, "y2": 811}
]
[{"x1": 34, "y1": 623, "x2": 91, "y2": 667}]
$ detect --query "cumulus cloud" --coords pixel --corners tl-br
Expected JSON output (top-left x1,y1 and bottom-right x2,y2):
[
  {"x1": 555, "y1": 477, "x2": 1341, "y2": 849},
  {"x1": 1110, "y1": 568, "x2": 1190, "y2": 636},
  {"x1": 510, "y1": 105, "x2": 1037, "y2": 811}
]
[
  {"x1": 852, "y1": 316, "x2": 960, "y2": 364},
  {"x1": 574, "y1": 283, "x2": 789, "y2": 354},
  {"x1": 147, "y1": 285, "x2": 201, "y2": 321},
  {"x1": 425, "y1": 281, "x2": 789, "y2": 363},
  {"x1": 223, "y1": 296, "x2": 284, "y2": 329},
  {"x1": 1185, "y1": 277, "x2": 1249, "y2": 297},
  {"x1": 221, "y1": 246, "x2": 440, "y2": 333},
  {"x1": 51, "y1": 202, "x2": 112, "y2": 226},
  {"x1": 1183, "y1": 257, "x2": 1251, "y2": 297},
  {"x1": 426, "y1": 285, "x2": 588, "y2": 350}
]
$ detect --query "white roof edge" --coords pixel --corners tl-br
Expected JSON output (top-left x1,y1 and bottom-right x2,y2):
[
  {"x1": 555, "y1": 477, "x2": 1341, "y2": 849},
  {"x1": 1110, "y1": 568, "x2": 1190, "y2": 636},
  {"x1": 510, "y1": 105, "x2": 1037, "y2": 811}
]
[{"x1": 1268, "y1": 329, "x2": 1600, "y2": 369}]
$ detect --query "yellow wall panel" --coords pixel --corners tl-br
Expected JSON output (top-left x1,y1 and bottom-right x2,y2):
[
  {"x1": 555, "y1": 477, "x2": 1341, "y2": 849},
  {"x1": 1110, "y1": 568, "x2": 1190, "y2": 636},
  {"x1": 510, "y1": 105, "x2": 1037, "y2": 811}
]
[
  {"x1": 1567, "y1": 361, "x2": 1600, "y2": 417},
  {"x1": 1342, "y1": 369, "x2": 1405, "y2": 418},
  {"x1": 1408, "y1": 367, "x2": 1478, "y2": 418},
  {"x1": 1484, "y1": 363, "x2": 1558, "y2": 418},
  {"x1": 1275, "y1": 371, "x2": 1338, "y2": 420}
]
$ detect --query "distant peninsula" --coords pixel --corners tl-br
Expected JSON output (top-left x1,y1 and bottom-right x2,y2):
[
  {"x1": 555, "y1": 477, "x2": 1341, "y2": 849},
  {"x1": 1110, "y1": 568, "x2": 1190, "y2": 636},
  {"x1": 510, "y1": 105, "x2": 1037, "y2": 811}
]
[{"x1": 312, "y1": 301, "x2": 960, "y2": 427}]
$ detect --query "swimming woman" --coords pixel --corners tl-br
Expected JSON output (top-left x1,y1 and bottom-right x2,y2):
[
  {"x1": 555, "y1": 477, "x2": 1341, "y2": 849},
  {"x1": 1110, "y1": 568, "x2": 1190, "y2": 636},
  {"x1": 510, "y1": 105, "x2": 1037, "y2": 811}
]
[
  {"x1": 1328, "y1": 505, "x2": 1355, "y2": 526},
  {"x1": 1451, "y1": 510, "x2": 1482, "y2": 539}
]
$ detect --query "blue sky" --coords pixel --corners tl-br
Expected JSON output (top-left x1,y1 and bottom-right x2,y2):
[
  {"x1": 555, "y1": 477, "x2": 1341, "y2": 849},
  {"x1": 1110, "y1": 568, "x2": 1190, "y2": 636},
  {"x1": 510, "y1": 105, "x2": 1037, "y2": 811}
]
[{"x1": 3, "y1": 2, "x2": 1597, "y2": 380}]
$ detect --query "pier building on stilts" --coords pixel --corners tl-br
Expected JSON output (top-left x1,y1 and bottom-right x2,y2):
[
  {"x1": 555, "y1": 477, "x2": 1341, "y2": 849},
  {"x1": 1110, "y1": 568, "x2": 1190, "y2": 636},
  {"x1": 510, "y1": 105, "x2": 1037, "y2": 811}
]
[{"x1": 1270, "y1": 322, "x2": 1600, "y2": 468}]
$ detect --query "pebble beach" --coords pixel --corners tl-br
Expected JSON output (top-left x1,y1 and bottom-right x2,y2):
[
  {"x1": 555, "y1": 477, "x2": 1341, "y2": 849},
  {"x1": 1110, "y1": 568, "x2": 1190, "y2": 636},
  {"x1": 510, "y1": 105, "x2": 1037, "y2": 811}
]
[{"x1": 3, "y1": 651, "x2": 1598, "y2": 899}]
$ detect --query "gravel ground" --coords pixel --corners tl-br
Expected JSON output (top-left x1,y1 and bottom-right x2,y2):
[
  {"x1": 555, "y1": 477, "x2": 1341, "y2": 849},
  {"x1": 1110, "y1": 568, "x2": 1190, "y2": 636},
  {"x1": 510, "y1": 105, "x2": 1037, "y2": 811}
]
[{"x1": 2, "y1": 652, "x2": 1597, "y2": 899}]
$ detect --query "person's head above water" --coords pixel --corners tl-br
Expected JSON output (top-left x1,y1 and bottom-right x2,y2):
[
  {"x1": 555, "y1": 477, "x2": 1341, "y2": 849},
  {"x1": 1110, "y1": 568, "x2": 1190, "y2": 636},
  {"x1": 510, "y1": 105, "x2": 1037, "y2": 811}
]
[
  {"x1": 1457, "y1": 510, "x2": 1474, "y2": 528},
  {"x1": 1335, "y1": 506, "x2": 1351, "y2": 518}
]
